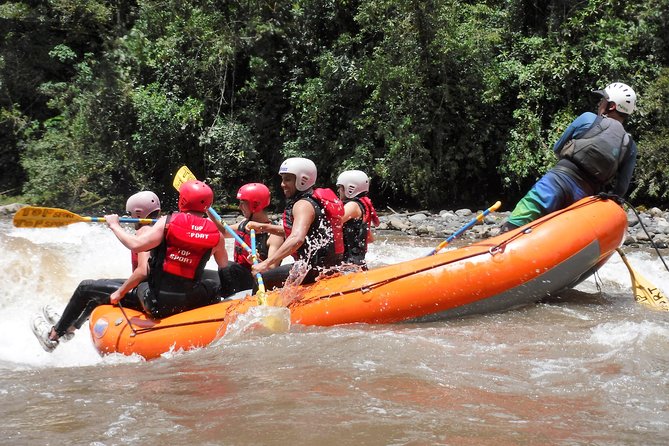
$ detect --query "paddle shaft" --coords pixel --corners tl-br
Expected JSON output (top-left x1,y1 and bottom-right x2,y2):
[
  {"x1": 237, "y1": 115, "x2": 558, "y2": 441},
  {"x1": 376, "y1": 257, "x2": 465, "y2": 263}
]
[
  {"x1": 208, "y1": 207, "x2": 253, "y2": 254},
  {"x1": 250, "y1": 229, "x2": 268, "y2": 305},
  {"x1": 428, "y1": 201, "x2": 502, "y2": 255},
  {"x1": 87, "y1": 217, "x2": 152, "y2": 224}
]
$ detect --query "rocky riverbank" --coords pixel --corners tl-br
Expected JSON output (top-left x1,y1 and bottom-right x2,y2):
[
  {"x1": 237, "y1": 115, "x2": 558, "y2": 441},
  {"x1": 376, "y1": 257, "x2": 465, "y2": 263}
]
[
  {"x1": 374, "y1": 206, "x2": 669, "y2": 249},
  {"x1": 3, "y1": 202, "x2": 668, "y2": 248}
]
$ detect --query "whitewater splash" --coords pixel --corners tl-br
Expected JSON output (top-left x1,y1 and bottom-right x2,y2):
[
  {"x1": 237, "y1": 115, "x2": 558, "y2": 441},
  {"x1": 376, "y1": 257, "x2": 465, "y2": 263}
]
[
  {"x1": 1, "y1": 217, "x2": 668, "y2": 370},
  {"x1": 218, "y1": 305, "x2": 291, "y2": 341}
]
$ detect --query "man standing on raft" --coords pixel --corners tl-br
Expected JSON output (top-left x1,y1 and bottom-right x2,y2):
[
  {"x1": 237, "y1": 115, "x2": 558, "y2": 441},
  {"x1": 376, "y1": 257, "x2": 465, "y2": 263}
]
[{"x1": 501, "y1": 82, "x2": 638, "y2": 232}]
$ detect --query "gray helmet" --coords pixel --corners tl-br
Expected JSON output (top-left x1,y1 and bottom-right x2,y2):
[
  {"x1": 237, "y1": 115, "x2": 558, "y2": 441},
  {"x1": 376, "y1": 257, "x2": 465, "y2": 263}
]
[
  {"x1": 126, "y1": 191, "x2": 161, "y2": 218},
  {"x1": 336, "y1": 170, "x2": 370, "y2": 198}
]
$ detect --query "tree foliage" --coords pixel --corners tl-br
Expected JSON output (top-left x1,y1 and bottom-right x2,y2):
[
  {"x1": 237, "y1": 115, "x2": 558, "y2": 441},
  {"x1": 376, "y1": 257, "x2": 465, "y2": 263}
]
[{"x1": 1, "y1": 0, "x2": 668, "y2": 211}]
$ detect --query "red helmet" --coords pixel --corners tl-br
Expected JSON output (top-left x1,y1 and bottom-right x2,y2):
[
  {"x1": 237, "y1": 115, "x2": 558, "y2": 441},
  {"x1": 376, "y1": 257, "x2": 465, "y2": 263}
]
[
  {"x1": 237, "y1": 183, "x2": 270, "y2": 213},
  {"x1": 178, "y1": 180, "x2": 213, "y2": 213}
]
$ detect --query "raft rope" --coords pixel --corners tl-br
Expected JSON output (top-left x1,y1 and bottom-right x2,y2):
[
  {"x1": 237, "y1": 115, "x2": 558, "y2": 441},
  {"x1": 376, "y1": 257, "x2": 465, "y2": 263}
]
[
  {"x1": 114, "y1": 296, "x2": 251, "y2": 336},
  {"x1": 592, "y1": 270, "x2": 603, "y2": 294},
  {"x1": 488, "y1": 195, "x2": 604, "y2": 256},
  {"x1": 117, "y1": 301, "x2": 138, "y2": 337},
  {"x1": 608, "y1": 194, "x2": 669, "y2": 274}
]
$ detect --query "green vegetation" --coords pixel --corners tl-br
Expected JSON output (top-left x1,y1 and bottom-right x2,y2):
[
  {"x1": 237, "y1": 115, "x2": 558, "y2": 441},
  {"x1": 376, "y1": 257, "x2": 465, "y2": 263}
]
[{"x1": 2, "y1": 0, "x2": 668, "y2": 212}]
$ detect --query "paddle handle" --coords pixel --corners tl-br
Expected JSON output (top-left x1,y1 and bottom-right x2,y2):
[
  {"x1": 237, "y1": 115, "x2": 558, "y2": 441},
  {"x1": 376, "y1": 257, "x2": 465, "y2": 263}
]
[{"x1": 428, "y1": 201, "x2": 502, "y2": 256}]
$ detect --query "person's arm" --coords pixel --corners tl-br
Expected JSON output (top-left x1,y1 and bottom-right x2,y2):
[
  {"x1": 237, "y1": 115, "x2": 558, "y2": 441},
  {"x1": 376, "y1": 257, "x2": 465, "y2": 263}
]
[
  {"x1": 612, "y1": 139, "x2": 638, "y2": 197},
  {"x1": 252, "y1": 200, "x2": 314, "y2": 274},
  {"x1": 109, "y1": 224, "x2": 153, "y2": 304},
  {"x1": 211, "y1": 236, "x2": 229, "y2": 269},
  {"x1": 246, "y1": 220, "x2": 285, "y2": 237},
  {"x1": 106, "y1": 214, "x2": 166, "y2": 252},
  {"x1": 207, "y1": 210, "x2": 240, "y2": 237},
  {"x1": 265, "y1": 234, "x2": 285, "y2": 268},
  {"x1": 341, "y1": 201, "x2": 362, "y2": 225},
  {"x1": 110, "y1": 251, "x2": 149, "y2": 304},
  {"x1": 553, "y1": 112, "x2": 597, "y2": 154}
]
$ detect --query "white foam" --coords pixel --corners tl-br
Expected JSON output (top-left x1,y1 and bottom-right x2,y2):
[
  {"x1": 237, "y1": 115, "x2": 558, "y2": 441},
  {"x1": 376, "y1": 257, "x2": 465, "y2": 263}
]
[{"x1": 590, "y1": 320, "x2": 669, "y2": 348}]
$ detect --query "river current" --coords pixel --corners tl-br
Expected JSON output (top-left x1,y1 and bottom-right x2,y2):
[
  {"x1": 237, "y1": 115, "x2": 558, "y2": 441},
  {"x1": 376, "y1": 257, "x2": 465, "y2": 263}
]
[{"x1": 0, "y1": 217, "x2": 668, "y2": 445}]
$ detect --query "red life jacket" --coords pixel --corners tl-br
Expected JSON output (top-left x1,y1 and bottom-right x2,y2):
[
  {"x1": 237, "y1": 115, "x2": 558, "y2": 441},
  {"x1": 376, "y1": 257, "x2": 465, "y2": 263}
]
[
  {"x1": 233, "y1": 219, "x2": 269, "y2": 269},
  {"x1": 311, "y1": 188, "x2": 344, "y2": 255},
  {"x1": 342, "y1": 195, "x2": 379, "y2": 264},
  {"x1": 162, "y1": 212, "x2": 220, "y2": 279},
  {"x1": 358, "y1": 196, "x2": 379, "y2": 244}
]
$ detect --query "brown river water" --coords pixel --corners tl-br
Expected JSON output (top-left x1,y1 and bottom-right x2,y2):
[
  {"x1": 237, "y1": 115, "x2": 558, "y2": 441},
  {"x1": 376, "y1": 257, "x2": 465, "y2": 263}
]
[{"x1": 0, "y1": 217, "x2": 668, "y2": 445}]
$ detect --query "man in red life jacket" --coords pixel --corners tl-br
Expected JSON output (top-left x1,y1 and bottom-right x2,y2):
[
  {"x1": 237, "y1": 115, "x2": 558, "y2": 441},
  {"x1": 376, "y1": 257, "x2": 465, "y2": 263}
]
[
  {"x1": 106, "y1": 180, "x2": 228, "y2": 319},
  {"x1": 216, "y1": 183, "x2": 284, "y2": 297},
  {"x1": 31, "y1": 191, "x2": 161, "y2": 352},
  {"x1": 248, "y1": 157, "x2": 343, "y2": 290},
  {"x1": 336, "y1": 170, "x2": 380, "y2": 267}
]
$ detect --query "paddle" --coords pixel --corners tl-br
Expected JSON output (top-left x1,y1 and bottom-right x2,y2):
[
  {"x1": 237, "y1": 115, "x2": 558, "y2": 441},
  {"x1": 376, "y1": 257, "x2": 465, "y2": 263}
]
[
  {"x1": 172, "y1": 166, "x2": 253, "y2": 254},
  {"x1": 13, "y1": 206, "x2": 156, "y2": 228},
  {"x1": 250, "y1": 229, "x2": 268, "y2": 305},
  {"x1": 426, "y1": 201, "x2": 502, "y2": 256},
  {"x1": 616, "y1": 248, "x2": 668, "y2": 311}
]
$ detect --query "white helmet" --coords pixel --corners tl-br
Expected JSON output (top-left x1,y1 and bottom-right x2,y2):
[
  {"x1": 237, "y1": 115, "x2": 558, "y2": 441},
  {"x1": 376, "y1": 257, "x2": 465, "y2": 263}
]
[
  {"x1": 594, "y1": 82, "x2": 637, "y2": 115},
  {"x1": 126, "y1": 191, "x2": 161, "y2": 218},
  {"x1": 279, "y1": 157, "x2": 317, "y2": 191},
  {"x1": 336, "y1": 170, "x2": 370, "y2": 199}
]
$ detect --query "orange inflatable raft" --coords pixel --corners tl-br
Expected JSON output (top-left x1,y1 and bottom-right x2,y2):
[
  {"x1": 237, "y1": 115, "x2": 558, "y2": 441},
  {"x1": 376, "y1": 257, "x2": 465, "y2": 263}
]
[{"x1": 90, "y1": 196, "x2": 627, "y2": 359}]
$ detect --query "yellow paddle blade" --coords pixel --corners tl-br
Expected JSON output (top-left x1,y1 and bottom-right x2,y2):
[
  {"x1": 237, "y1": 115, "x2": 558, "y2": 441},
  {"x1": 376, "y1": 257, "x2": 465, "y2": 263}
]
[
  {"x1": 617, "y1": 249, "x2": 669, "y2": 311},
  {"x1": 172, "y1": 165, "x2": 196, "y2": 191},
  {"x1": 256, "y1": 291, "x2": 268, "y2": 306},
  {"x1": 13, "y1": 206, "x2": 85, "y2": 228},
  {"x1": 13, "y1": 206, "x2": 156, "y2": 228},
  {"x1": 261, "y1": 311, "x2": 291, "y2": 333}
]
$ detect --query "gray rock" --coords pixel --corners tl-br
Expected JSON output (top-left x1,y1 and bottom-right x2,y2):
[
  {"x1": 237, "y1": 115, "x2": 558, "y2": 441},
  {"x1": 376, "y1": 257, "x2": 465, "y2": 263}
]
[
  {"x1": 371, "y1": 203, "x2": 669, "y2": 249},
  {"x1": 408, "y1": 213, "x2": 428, "y2": 223},
  {"x1": 416, "y1": 225, "x2": 436, "y2": 235},
  {"x1": 655, "y1": 218, "x2": 669, "y2": 232},
  {"x1": 649, "y1": 207, "x2": 664, "y2": 217},
  {"x1": 388, "y1": 217, "x2": 411, "y2": 231},
  {"x1": 652, "y1": 234, "x2": 669, "y2": 248}
]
